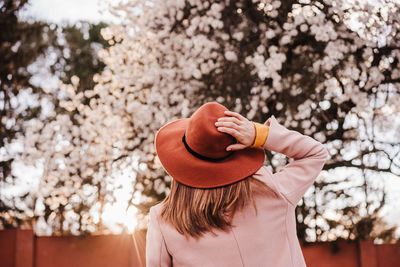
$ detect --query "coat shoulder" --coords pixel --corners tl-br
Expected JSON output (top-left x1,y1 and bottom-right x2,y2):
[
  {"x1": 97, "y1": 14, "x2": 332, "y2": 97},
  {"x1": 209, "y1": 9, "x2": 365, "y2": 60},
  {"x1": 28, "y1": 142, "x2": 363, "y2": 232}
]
[{"x1": 149, "y1": 202, "x2": 163, "y2": 217}]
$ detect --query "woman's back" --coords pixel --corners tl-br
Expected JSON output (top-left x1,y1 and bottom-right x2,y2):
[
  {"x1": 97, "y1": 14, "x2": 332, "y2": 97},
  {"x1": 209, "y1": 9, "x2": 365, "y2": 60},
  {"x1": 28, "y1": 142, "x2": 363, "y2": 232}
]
[
  {"x1": 148, "y1": 166, "x2": 301, "y2": 267},
  {"x1": 146, "y1": 104, "x2": 328, "y2": 267}
]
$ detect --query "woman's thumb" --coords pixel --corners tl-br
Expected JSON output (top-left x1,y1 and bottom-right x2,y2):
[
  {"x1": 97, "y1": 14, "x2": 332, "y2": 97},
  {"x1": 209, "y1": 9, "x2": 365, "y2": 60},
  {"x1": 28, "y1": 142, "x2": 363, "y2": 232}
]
[{"x1": 226, "y1": 144, "x2": 246, "y2": 151}]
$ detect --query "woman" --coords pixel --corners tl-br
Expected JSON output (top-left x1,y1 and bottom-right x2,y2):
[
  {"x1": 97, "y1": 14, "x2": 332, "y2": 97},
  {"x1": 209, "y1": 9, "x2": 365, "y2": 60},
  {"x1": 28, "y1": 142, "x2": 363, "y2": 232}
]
[{"x1": 146, "y1": 102, "x2": 328, "y2": 267}]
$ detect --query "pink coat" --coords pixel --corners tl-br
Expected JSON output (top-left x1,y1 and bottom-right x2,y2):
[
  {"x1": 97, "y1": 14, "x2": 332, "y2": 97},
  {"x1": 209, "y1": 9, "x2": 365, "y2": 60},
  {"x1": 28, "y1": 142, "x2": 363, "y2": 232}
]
[{"x1": 146, "y1": 115, "x2": 329, "y2": 267}]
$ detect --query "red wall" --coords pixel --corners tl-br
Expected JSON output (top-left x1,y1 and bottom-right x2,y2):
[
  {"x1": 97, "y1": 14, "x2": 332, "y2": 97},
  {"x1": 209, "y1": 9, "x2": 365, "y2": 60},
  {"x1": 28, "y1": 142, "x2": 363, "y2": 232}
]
[
  {"x1": 374, "y1": 243, "x2": 399, "y2": 267},
  {"x1": 36, "y1": 234, "x2": 131, "y2": 267},
  {"x1": 302, "y1": 241, "x2": 360, "y2": 267},
  {"x1": 0, "y1": 229, "x2": 17, "y2": 267},
  {"x1": 0, "y1": 229, "x2": 33, "y2": 267},
  {"x1": 0, "y1": 229, "x2": 398, "y2": 267}
]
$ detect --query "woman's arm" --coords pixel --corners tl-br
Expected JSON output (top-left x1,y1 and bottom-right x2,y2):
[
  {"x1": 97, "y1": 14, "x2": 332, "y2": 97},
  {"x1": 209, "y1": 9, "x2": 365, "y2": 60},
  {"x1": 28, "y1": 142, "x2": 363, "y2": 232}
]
[
  {"x1": 261, "y1": 115, "x2": 328, "y2": 205},
  {"x1": 216, "y1": 112, "x2": 328, "y2": 206}
]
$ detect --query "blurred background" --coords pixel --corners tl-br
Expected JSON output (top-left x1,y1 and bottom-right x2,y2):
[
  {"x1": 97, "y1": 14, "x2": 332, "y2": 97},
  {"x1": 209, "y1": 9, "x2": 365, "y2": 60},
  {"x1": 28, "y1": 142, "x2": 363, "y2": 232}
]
[{"x1": 1, "y1": 0, "x2": 400, "y2": 248}]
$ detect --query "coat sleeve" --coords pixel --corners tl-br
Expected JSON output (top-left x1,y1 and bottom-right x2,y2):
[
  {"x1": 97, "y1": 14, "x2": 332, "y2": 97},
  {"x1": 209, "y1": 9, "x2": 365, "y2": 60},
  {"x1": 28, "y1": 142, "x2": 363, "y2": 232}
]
[
  {"x1": 262, "y1": 115, "x2": 329, "y2": 206},
  {"x1": 146, "y1": 206, "x2": 172, "y2": 267}
]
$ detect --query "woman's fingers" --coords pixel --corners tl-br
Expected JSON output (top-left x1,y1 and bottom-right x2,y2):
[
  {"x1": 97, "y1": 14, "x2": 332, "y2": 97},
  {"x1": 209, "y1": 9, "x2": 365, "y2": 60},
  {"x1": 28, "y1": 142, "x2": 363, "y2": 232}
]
[
  {"x1": 223, "y1": 110, "x2": 246, "y2": 121},
  {"x1": 217, "y1": 116, "x2": 242, "y2": 125},
  {"x1": 215, "y1": 121, "x2": 241, "y2": 129},
  {"x1": 216, "y1": 110, "x2": 255, "y2": 151},
  {"x1": 216, "y1": 126, "x2": 241, "y2": 139}
]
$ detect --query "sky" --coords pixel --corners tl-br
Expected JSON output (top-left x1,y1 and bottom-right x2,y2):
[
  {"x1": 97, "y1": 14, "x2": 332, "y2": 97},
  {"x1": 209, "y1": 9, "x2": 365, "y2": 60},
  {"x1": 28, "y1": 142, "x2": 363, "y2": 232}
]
[
  {"x1": 11, "y1": 0, "x2": 400, "y2": 238},
  {"x1": 18, "y1": 0, "x2": 124, "y2": 24}
]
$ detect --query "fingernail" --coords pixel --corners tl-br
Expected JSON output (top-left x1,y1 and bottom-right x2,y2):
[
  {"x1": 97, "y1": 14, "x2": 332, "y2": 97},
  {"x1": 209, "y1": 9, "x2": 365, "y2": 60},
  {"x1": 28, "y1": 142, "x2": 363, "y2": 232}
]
[{"x1": 226, "y1": 148, "x2": 231, "y2": 151}]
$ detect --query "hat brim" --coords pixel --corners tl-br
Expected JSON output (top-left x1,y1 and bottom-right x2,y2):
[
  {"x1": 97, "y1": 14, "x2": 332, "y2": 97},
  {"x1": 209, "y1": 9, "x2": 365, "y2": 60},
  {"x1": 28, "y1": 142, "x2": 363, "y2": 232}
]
[{"x1": 155, "y1": 118, "x2": 266, "y2": 188}]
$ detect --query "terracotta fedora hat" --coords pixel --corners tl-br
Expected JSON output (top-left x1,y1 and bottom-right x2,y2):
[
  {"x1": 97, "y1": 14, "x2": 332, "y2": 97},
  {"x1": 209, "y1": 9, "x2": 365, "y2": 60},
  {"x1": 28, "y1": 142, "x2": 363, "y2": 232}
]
[{"x1": 154, "y1": 102, "x2": 265, "y2": 188}]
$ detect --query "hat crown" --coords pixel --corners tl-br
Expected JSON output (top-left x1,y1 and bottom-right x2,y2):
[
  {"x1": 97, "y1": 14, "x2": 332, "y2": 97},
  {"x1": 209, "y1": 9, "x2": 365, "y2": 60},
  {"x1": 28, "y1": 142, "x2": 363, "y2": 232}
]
[{"x1": 185, "y1": 102, "x2": 235, "y2": 159}]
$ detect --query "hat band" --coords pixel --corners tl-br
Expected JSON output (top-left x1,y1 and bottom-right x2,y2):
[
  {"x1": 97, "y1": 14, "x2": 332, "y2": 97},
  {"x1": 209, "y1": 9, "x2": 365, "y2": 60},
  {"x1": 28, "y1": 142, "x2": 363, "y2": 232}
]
[{"x1": 182, "y1": 134, "x2": 233, "y2": 162}]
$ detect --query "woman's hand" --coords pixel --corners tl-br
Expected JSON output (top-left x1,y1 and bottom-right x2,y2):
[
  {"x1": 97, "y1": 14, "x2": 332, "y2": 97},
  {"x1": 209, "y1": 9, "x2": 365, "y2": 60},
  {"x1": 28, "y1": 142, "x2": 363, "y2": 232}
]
[{"x1": 215, "y1": 110, "x2": 255, "y2": 151}]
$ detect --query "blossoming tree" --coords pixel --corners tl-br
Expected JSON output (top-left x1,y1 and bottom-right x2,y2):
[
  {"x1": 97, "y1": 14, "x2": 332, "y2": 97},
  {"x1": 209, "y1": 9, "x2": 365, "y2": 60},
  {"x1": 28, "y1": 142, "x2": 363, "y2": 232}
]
[{"x1": 19, "y1": 0, "x2": 400, "y2": 241}]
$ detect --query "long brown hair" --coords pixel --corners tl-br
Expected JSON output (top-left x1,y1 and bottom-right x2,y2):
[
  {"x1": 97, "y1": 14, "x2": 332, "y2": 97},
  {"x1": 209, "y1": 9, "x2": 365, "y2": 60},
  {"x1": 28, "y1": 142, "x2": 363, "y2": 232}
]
[{"x1": 160, "y1": 176, "x2": 271, "y2": 240}]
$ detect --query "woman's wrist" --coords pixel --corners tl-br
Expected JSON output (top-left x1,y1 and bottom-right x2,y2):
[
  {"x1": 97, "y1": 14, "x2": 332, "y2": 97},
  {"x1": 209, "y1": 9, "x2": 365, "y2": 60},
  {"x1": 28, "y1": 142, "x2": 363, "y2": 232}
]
[{"x1": 250, "y1": 122, "x2": 269, "y2": 147}]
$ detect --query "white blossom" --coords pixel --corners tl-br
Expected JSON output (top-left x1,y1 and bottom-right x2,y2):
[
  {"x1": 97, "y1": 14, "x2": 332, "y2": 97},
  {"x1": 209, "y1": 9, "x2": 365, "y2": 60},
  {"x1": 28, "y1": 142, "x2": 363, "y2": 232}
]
[
  {"x1": 18, "y1": 0, "x2": 400, "y2": 236},
  {"x1": 224, "y1": 50, "x2": 238, "y2": 62}
]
